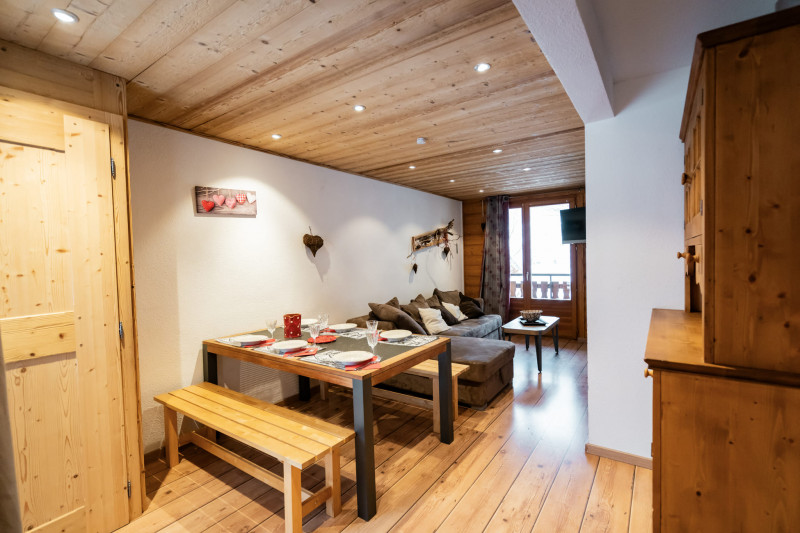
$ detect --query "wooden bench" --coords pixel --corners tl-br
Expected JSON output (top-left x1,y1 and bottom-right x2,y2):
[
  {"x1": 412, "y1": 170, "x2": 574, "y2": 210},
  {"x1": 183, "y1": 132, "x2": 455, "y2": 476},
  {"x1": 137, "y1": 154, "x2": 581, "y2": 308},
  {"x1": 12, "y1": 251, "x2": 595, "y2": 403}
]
[
  {"x1": 320, "y1": 359, "x2": 469, "y2": 433},
  {"x1": 154, "y1": 382, "x2": 354, "y2": 533}
]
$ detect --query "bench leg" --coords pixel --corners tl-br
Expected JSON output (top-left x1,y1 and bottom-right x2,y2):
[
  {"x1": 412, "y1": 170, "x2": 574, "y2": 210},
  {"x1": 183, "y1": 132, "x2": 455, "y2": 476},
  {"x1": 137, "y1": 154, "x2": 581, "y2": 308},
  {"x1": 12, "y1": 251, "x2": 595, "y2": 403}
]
[
  {"x1": 320, "y1": 381, "x2": 328, "y2": 400},
  {"x1": 283, "y1": 462, "x2": 302, "y2": 533},
  {"x1": 164, "y1": 407, "x2": 179, "y2": 467},
  {"x1": 452, "y1": 378, "x2": 459, "y2": 421},
  {"x1": 432, "y1": 377, "x2": 441, "y2": 434},
  {"x1": 324, "y1": 447, "x2": 341, "y2": 517}
]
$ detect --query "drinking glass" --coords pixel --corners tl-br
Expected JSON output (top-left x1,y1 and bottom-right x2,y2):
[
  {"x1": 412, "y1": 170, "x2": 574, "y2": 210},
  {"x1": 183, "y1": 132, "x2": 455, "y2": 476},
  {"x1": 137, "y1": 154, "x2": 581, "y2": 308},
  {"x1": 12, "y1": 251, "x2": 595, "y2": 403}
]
[
  {"x1": 317, "y1": 313, "x2": 329, "y2": 331},
  {"x1": 366, "y1": 320, "x2": 378, "y2": 334},
  {"x1": 265, "y1": 318, "x2": 277, "y2": 339},
  {"x1": 366, "y1": 329, "x2": 380, "y2": 357},
  {"x1": 308, "y1": 322, "x2": 321, "y2": 348}
]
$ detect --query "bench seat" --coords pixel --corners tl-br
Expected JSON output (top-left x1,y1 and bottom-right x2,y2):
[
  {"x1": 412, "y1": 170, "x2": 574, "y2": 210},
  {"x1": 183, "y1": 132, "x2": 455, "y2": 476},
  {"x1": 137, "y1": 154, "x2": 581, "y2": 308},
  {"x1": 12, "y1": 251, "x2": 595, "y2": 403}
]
[{"x1": 154, "y1": 382, "x2": 354, "y2": 533}]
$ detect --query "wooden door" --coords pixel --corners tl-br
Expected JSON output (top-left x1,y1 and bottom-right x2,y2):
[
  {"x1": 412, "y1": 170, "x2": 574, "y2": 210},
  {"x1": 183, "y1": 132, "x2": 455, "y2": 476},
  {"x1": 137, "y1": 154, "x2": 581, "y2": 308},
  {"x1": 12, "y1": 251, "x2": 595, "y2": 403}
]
[{"x1": 0, "y1": 116, "x2": 130, "y2": 532}]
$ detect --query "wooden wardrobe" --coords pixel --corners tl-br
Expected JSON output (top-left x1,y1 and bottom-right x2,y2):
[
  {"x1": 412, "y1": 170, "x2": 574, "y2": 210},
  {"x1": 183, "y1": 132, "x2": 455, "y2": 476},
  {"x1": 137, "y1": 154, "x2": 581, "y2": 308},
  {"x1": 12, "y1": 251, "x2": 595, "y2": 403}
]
[
  {"x1": 0, "y1": 42, "x2": 144, "y2": 532},
  {"x1": 645, "y1": 8, "x2": 800, "y2": 532}
]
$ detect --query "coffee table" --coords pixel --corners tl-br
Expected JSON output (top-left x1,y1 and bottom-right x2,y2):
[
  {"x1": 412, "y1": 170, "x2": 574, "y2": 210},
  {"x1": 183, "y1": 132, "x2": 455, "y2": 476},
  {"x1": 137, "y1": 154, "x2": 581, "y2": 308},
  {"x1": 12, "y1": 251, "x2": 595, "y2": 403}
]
[{"x1": 502, "y1": 316, "x2": 560, "y2": 373}]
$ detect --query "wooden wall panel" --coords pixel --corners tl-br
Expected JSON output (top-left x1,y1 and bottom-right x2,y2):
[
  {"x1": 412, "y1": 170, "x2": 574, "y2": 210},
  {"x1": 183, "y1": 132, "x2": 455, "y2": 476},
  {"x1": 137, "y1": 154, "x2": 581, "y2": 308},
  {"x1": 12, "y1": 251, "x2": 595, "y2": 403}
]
[{"x1": 462, "y1": 199, "x2": 485, "y2": 298}]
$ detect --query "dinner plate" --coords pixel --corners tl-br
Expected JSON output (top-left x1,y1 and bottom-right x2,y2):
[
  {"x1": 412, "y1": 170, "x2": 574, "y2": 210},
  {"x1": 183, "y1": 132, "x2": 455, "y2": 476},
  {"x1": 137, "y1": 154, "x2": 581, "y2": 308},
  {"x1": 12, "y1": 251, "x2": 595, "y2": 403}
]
[
  {"x1": 301, "y1": 318, "x2": 318, "y2": 326},
  {"x1": 331, "y1": 351, "x2": 375, "y2": 364},
  {"x1": 231, "y1": 334, "x2": 269, "y2": 346},
  {"x1": 308, "y1": 335, "x2": 337, "y2": 344},
  {"x1": 272, "y1": 339, "x2": 308, "y2": 353},
  {"x1": 381, "y1": 329, "x2": 412, "y2": 341},
  {"x1": 329, "y1": 323, "x2": 357, "y2": 332}
]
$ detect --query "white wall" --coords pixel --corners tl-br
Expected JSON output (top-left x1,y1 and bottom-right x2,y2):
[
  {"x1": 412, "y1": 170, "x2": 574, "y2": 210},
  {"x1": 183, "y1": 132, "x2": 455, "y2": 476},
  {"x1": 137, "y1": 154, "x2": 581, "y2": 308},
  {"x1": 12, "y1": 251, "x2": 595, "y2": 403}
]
[
  {"x1": 585, "y1": 67, "x2": 687, "y2": 457},
  {"x1": 128, "y1": 121, "x2": 463, "y2": 452}
]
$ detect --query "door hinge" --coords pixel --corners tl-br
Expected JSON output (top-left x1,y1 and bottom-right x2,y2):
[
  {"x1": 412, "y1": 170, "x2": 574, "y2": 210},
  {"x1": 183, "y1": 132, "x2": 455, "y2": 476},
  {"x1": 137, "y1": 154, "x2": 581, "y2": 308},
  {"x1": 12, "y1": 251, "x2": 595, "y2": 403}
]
[
  {"x1": 111, "y1": 157, "x2": 117, "y2": 179},
  {"x1": 127, "y1": 480, "x2": 132, "y2": 498},
  {"x1": 119, "y1": 322, "x2": 124, "y2": 340}
]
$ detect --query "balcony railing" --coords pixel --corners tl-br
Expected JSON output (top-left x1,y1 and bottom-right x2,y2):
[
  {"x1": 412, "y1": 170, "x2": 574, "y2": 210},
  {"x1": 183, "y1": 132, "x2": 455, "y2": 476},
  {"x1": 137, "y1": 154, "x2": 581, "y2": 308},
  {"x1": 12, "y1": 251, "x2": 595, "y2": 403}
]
[{"x1": 509, "y1": 273, "x2": 571, "y2": 300}]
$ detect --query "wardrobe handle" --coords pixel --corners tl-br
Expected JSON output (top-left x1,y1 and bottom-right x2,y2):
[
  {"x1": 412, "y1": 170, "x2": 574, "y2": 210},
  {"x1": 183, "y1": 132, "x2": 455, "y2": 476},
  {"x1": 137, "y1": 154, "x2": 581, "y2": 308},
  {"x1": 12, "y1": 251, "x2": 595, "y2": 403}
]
[{"x1": 644, "y1": 368, "x2": 654, "y2": 378}]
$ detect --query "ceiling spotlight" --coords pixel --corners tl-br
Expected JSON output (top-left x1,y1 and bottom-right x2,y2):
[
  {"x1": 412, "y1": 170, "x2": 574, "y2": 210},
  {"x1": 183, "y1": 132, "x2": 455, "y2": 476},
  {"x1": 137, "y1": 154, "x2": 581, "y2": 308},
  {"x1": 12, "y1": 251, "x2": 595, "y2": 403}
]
[
  {"x1": 409, "y1": 165, "x2": 416, "y2": 169},
  {"x1": 493, "y1": 149, "x2": 503, "y2": 154},
  {"x1": 52, "y1": 8, "x2": 79, "y2": 23},
  {"x1": 353, "y1": 104, "x2": 366, "y2": 112},
  {"x1": 479, "y1": 189, "x2": 485, "y2": 193},
  {"x1": 271, "y1": 134, "x2": 282, "y2": 140},
  {"x1": 449, "y1": 179, "x2": 455, "y2": 183},
  {"x1": 417, "y1": 137, "x2": 427, "y2": 145},
  {"x1": 474, "y1": 63, "x2": 491, "y2": 73},
  {"x1": 523, "y1": 167, "x2": 531, "y2": 171}
]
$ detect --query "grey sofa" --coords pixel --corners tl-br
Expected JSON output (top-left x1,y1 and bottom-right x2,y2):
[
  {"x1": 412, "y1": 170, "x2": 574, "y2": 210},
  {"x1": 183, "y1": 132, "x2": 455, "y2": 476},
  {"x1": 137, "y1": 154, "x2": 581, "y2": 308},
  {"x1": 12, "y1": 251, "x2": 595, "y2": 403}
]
[{"x1": 347, "y1": 290, "x2": 514, "y2": 408}]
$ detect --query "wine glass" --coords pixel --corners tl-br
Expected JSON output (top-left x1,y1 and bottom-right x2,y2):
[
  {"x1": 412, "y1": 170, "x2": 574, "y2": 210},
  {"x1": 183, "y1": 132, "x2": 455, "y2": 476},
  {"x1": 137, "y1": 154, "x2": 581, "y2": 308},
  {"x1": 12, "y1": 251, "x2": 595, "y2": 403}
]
[
  {"x1": 308, "y1": 322, "x2": 321, "y2": 349},
  {"x1": 366, "y1": 329, "x2": 380, "y2": 357},
  {"x1": 265, "y1": 318, "x2": 277, "y2": 340},
  {"x1": 317, "y1": 313, "x2": 329, "y2": 332},
  {"x1": 366, "y1": 320, "x2": 378, "y2": 334}
]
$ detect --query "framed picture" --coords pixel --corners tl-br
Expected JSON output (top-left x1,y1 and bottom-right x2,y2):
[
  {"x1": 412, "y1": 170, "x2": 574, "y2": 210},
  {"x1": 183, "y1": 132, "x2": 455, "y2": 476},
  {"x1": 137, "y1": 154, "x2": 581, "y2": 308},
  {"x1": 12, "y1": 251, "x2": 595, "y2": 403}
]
[{"x1": 195, "y1": 186, "x2": 257, "y2": 216}]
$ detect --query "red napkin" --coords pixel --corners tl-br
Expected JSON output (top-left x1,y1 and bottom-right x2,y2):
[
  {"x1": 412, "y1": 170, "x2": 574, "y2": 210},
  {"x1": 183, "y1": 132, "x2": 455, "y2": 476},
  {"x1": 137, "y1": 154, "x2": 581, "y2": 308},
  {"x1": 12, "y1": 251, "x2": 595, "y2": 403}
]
[
  {"x1": 321, "y1": 328, "x2": 335, "y2": 333},
  {"x1": 379, "y1": 336, "x2": 388, "y2": 341},
  {"x1": 307, "y1": 335, "x2": 337, "y2": 344},
  {"x1": 345, "y1": 356, "x2": 381, "y2": 371},
  {"x1": 247, "y1": 338, "x2": 276, "y2": 348},
  {"x1": 283, "y1": 347, "x2": 318, "y2": 358}
]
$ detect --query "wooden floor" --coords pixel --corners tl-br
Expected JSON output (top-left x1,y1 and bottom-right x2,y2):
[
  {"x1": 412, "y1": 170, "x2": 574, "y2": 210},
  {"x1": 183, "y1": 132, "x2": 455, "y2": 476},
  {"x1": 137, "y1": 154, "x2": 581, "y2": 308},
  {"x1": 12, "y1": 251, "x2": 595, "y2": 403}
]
[{"x1": 118, "y1": 337, "x2": 652, "y2": 532}]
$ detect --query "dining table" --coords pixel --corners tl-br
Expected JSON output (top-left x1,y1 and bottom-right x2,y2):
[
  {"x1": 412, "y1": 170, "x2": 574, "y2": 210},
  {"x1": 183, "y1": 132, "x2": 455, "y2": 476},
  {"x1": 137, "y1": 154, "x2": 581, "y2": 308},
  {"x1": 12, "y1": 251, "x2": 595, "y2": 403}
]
[{"x1": 202, "y1": 327, "x2": 454, "y2": 521}]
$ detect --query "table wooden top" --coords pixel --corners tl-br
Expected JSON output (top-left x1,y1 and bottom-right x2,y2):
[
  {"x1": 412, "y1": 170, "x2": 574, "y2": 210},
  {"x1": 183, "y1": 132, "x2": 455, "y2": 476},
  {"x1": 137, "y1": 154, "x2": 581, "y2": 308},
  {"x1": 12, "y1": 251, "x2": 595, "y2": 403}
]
[
  {"x1": 203, "y1": 328, "x2": 450, "y2": 387},
  {"x1": 502, "y1": 315, "x2": 559, "y2": 334}
]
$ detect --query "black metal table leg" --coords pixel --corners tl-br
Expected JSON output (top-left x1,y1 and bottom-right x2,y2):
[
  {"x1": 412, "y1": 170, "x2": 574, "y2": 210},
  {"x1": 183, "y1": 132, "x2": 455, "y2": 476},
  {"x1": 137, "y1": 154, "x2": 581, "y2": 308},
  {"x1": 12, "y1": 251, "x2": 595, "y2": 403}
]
[
  {"x1": 203, "y1": 346, "x2": 218, "y2": 384},
  {"x1": 298, "y1": 376, "x2": 311, "y2": 401},
  {"x1": 353, "y1": 378, "x2": 376, "y2": 520},
  {"x1": 437, "y1": 344, "x2": 454, "y2": 444},
  {"x1": 554, "y1": 324, "x2": 560, "y2": 355},
  {"x1": 525, "y1": 335, "x2": 530, "y2": 351},
  {"x1": 535, "y1": 334, "x2": 543, "y2": 373}
]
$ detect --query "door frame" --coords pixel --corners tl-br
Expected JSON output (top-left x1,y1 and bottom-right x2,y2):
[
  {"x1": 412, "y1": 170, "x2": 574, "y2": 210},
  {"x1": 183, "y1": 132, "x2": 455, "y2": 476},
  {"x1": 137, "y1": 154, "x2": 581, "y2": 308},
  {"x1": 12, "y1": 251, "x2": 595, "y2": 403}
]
[
  {"x1": 508, "y1": 189, "x2": 586, "y2": 339},
  {"x1": 0, "y1": 84, "x2": 144, "y2": 520}
]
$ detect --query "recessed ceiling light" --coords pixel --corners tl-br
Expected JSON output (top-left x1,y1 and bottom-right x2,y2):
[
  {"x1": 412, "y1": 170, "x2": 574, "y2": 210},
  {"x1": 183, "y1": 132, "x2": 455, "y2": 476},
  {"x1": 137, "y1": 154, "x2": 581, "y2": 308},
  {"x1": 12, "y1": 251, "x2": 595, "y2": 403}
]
[
  {"x1": 52, "y1": 8, "x2": 79, "y2": 23},
  {"x1": 449, "y1": 179, "x2": 455, "y2": 183},
  {"x1": 479, "y1": 189, "x2": 485, "y2": 193},
  {"x1": 417, "y1": 137, "x2": 427, "y2": 145},
  {"x1": 353, "y1": 104, "x2": 366, "y2": 112},
  {"x1": 493, "y1": 149, "x2": 503, "y2": 154},
  {"x1": 474, "y1": 63, "x2": 491, "y2": 73},
  {"x1": 523, "y1": 167, "x2": 531, "y2": 171},
  {"x1": 271, "y1": 134, "x2": 282, "y2": 140},
  {"x1": 409, "y1": 165, "x2": 416, "y2": 169}
]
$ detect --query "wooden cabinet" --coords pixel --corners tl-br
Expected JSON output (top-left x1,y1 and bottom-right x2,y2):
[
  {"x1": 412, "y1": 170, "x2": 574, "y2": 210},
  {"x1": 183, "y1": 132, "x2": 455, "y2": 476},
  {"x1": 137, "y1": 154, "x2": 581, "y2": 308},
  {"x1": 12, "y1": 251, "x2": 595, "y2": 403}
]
[
  {"x1": 678, "y1": 8, "x2": 800, "y2": 373},
  {"x1": 646, "y1": 310, "x2": 800, "y2": 532}
]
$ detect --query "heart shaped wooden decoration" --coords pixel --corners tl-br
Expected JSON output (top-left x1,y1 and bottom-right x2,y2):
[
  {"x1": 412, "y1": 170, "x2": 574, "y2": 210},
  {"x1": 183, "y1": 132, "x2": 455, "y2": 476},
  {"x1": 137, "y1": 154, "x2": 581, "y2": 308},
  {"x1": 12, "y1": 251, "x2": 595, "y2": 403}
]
[
  {"x1": 246, "y1": 192, "x2": 256, "y2": 203},
  {"x1": 225, "y1": 197, "x2": 237, "y2": 209},
  {"x1": 212, "y1": 194, "x2": 225, "y2": 206},
  {"x1": 235, "y1": 193, "x2": 246, "y2": 204},
  {"x1": 303, "y1": 233, "x2": 324, "y2": 256},
  {"x1": 201, "y1": 200, "x2": 215, "y2": 212}
]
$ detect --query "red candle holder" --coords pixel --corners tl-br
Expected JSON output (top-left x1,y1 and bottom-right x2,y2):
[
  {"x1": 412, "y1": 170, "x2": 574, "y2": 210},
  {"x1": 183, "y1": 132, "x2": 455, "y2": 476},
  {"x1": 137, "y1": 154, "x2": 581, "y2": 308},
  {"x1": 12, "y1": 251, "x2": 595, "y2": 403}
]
[{"x1": 283, "y1": 313, "x2": 301, "y2": 338}]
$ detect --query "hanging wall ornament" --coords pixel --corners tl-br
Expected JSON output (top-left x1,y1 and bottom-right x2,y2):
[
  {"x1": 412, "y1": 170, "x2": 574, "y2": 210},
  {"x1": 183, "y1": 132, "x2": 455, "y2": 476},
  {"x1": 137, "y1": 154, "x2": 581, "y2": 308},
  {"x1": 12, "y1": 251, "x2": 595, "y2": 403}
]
[{"x1": 303, "y1": 227, "x2": 324, "y2": 256}]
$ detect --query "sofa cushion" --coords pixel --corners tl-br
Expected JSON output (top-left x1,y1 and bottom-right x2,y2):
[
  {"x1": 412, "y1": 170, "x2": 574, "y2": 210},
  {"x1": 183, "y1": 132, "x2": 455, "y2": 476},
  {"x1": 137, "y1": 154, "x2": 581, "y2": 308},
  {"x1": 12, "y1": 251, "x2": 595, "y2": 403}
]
[
  {"x1": 433, "y1": 304, "x2": 459, "y2": 326},
  {"x1": 434, "y1": 288, "x2": 462, "y2": 307},
  {"x1": 448, "y1": 336, "x2": 515, "y2": 382},
  {"x1": 368, "y1": 303, "x2": 426, "y2": 334},
  {"x1": 442, "y1": 301, "x2": 468, "y2": 322},
  {"x1": 425, "y1": 294, "x2": 441, "y2": 308},
  {"x1": 419, "y1": 307, "x2": 450, "y2": 334},
  {"x1": 439, "y1": 314, "x2": 501, "y2": 338}
]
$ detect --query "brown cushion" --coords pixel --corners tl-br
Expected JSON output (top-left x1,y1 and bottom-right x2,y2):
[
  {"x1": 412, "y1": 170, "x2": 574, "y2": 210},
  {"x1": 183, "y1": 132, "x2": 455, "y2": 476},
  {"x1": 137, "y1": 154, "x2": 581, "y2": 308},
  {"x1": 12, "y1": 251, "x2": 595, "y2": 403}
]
[
  {"x1": 459, "y1": 299, "x2": 484, "y2": 319},
  {"x1": 384, "y1": 296, "x2": 401, "y2": 309},
  {"x1": 434, "y1": 289, "x2": 461, "y2": 307},
  {"x1": 367, "y1": 303, "x2": 426, "y2": 335},
  {"x1": 425, "y1": 294, "x2": 441, "y2": 308},
  {"x1": 434, "y1": 305, "x2": 459, "y2": 326},
  {"x1": 459, "y1": 292, "x2": 484, "y2": 310}
]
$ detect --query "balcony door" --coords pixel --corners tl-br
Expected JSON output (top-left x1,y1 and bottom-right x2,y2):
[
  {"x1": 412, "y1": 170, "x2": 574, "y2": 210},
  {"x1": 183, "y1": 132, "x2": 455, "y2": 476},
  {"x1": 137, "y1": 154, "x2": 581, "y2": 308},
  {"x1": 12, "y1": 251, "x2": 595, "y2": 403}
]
[{"x1": 509, "y1": 192, "x2": 583, "y2": 339}]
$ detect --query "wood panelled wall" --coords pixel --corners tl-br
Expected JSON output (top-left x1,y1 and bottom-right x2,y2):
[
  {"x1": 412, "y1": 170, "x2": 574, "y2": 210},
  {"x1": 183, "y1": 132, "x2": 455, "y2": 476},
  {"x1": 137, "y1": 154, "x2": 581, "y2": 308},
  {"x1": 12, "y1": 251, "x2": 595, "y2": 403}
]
[{"x1": 462, "y1": 190, "x2": 586, "y2": 339}]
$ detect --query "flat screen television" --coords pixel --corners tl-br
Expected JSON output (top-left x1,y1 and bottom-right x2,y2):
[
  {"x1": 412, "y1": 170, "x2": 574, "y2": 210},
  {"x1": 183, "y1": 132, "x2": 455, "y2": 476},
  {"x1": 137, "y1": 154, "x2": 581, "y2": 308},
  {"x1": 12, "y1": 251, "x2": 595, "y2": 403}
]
[{"x1": 560, "y1": 207, "x2": 586, "y2": 244}]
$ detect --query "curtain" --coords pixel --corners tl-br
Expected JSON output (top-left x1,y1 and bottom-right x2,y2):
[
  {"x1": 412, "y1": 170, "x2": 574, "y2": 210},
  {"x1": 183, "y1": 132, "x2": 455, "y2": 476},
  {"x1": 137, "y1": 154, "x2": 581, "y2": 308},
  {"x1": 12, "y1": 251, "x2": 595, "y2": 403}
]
[{"x1": 480, "y1": 195, "x2": 511, "y2": 320}]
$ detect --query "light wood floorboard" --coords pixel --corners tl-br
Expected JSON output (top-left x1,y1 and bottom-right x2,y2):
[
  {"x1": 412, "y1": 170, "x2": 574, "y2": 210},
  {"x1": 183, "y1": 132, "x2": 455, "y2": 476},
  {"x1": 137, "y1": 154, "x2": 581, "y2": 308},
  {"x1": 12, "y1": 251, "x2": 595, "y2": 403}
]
[{"x1": 118, "y1": 336, "x2": 652, "y2": 532}]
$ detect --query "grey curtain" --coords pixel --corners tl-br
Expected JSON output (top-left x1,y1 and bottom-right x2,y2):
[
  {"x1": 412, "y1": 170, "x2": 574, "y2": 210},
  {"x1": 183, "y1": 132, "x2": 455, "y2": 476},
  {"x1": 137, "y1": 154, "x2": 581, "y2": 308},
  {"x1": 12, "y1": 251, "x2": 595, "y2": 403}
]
[
  {"x1": 0, "y1": 333, "x2": 22, "y2": 533},
  {"x1": 480, "y1": 195, "x2": 511, "y2": 320}
]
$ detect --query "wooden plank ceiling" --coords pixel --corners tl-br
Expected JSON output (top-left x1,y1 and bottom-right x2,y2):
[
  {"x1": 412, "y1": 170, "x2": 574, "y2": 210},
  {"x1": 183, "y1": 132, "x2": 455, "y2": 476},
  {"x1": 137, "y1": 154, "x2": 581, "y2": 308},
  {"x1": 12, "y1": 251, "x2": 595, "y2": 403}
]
[{"x1": 0, "y1": 0, "x2": 585, "y2": 201}]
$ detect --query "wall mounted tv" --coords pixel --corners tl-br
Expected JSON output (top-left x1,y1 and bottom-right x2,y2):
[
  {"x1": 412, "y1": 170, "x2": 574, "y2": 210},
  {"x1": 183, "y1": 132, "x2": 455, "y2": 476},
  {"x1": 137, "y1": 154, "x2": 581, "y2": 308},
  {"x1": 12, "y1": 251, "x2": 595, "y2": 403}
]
[{"x1": 560, "y1": 207, "x2": 586, "y2": 244}]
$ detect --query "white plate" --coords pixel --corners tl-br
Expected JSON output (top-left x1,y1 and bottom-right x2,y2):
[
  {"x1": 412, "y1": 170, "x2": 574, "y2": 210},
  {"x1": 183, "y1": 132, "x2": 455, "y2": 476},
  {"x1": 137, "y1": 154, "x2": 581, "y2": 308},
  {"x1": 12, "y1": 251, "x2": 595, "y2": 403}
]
[
  {"x1": 382, "y1": 329, "x2": 411, "y2": 341},
  {"x1": 231, "y1": 334, "x2": 269, "y2": 346},
  {"x1": 331, "y1": 351, "x2": 375, "y2": 364},
  {"x1": 301, "y1": 318, "x2": 318, "y2": 326},
  {"x1": 272, "y1": 339, "x2": 307, "y2": 353},
  {"x1": 329, "y1": 323, "x2": 357, "y2": 332}
]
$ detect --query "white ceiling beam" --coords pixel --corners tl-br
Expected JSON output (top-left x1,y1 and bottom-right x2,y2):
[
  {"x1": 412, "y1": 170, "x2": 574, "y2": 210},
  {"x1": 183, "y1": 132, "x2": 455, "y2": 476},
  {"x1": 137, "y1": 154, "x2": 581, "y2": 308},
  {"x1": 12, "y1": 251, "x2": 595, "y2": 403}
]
[{"x1": 513, "y1": 0, "x2": 614, "y2": 123}]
